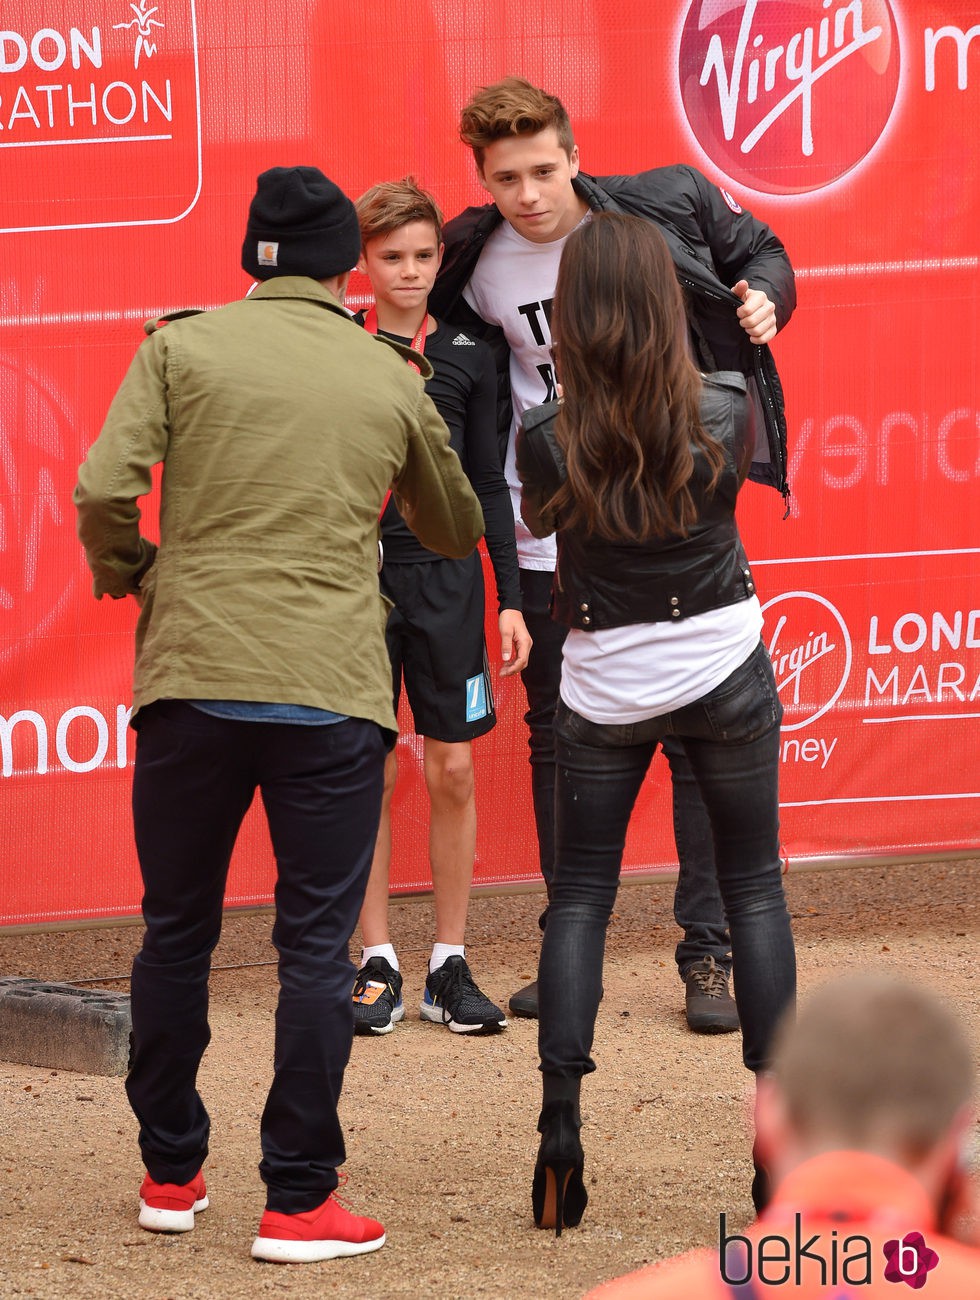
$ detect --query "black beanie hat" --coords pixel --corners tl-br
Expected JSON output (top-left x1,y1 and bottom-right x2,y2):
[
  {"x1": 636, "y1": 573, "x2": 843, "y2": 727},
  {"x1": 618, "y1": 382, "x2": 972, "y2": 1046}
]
[{"x1": 242, "y1": 166, "x2": 361, "y2": 281}]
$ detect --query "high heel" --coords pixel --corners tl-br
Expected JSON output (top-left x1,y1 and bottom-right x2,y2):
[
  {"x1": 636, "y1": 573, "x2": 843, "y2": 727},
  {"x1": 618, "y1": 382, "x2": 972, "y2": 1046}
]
[{"x1": 531, "y1": 1100, "x2": 588, "y2": 1236}]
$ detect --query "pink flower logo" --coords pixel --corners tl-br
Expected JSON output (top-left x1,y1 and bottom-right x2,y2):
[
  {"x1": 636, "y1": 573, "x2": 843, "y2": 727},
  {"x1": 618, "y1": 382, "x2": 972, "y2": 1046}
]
[{"x1": 883, "y1": 1232, "x2": 940, "y2": 1288}]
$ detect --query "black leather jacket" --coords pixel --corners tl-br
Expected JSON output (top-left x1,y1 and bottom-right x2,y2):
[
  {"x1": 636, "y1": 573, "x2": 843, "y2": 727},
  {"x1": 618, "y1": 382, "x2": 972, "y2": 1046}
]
[
  {"x1": 515, "y1": 372, "x2": 758, "y2": 631},
  {"x1": 429, "y1": 166, "x2": 795, "y2": 506}
]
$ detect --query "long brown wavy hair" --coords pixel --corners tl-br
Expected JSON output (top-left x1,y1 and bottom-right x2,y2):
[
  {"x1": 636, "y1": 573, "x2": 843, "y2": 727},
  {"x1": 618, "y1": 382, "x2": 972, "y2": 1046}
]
[{"x1": 549, "y1": 212, "x2": 725, "y2": 541}]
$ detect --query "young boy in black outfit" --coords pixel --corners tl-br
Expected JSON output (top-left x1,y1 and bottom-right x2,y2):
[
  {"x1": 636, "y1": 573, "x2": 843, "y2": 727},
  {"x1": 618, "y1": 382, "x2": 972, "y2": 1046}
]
[{"x1": 351, "y1": 178, "x2": 531, "y2": 1035}]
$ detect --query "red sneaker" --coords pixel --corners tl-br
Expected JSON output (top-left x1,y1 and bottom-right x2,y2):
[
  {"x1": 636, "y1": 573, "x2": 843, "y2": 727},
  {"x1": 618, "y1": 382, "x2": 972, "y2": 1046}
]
[
  {"x1": 138, "y1": 1170, "x2": 209, "y2": 1233},
  {"x1": 251, "y1": 1190, "x2": 386, "y2": 1263}
]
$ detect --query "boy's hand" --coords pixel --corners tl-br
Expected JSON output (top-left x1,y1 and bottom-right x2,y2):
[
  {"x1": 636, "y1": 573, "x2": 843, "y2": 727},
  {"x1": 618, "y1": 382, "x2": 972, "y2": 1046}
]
[
  {"x1": 498, "y1": 609, "x2": 532, "y2": 677},
  {"x1": 732, "y1": 279, "x2": 778, "y2": 345}
]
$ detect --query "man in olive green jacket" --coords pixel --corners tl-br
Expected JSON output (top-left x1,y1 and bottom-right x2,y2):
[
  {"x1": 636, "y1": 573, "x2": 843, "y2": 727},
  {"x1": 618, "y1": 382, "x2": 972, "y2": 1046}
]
[{"x1": 74, "y1": 167, "x2": 484, "y2": 1265}]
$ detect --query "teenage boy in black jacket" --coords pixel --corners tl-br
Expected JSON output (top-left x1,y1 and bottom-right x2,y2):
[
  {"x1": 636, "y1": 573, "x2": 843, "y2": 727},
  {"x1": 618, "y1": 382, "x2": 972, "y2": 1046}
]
[{"x1": 429, "y1": 77, "x2": 796, "y2": 1029}]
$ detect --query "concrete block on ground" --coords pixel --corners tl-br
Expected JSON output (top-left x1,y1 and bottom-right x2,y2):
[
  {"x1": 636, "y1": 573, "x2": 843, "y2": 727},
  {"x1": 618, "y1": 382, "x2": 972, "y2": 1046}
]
[{"x1": 0, "y1": 977, "x2": 131, "y2": 1075}]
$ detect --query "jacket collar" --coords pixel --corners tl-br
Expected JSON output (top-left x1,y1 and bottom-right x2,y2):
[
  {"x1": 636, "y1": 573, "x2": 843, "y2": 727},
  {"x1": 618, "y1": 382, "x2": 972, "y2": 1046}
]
[
  {"x1": 247, "y1": 276, "x2": 353, "y2": 318},
  {"x1": 574, "y1": 171, "x2": 613, "y2": 211},
  {"x1": 144, "y1": 279, "x2": 355, "y2": 336}
]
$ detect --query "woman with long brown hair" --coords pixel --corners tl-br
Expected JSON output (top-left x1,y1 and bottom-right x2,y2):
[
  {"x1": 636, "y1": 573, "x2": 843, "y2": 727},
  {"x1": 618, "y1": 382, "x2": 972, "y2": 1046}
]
[{"x1": 517, "y1": 212, "x2": 795, "y2": 1234}]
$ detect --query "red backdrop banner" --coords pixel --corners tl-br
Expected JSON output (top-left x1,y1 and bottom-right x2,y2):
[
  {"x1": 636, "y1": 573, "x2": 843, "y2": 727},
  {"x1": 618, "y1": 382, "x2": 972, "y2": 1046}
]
[{"x1": 2, "y1": 1, "x2": 977, "y2": 925}]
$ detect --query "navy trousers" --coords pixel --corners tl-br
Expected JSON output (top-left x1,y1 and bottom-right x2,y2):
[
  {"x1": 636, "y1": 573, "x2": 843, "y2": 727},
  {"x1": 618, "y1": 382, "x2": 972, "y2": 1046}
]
[{"x1": 125, "y1": 700, "x2": 385, "y2": 1213}]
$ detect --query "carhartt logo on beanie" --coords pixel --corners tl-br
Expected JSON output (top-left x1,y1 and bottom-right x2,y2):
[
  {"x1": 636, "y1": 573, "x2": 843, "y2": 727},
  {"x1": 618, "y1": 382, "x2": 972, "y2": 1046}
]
[{"x1": 242, "y1": 166, "x2": 360, "y2": 281}]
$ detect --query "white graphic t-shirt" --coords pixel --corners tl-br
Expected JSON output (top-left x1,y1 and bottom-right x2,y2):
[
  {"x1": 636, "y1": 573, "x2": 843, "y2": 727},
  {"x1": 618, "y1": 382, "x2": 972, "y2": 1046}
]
[{"x1": 464, "y1": 215, "x2": 590, "y2": 570}]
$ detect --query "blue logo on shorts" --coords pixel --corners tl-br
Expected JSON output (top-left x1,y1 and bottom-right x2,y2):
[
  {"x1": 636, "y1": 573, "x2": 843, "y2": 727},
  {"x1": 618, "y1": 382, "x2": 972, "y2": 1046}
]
[{"x1": 465, "y1": 673, "x2": 488, "y2": 722}]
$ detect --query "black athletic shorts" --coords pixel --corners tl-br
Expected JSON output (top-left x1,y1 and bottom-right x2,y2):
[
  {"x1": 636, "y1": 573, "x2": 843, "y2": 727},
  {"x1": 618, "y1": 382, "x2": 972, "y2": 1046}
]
[{"x1": 380, "y1": 552, "x2": 495, "y2": 743}]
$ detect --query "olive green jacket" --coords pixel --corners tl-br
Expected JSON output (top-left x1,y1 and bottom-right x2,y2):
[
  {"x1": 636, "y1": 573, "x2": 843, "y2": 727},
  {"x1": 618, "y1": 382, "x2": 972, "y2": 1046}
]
[{"x1": 74, "y1": 277, "x2": 485, "y2": 732}]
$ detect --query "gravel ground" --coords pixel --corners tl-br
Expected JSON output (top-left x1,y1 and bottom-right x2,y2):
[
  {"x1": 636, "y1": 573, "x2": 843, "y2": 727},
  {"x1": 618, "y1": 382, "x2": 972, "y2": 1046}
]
[{"x1": 0, "y1": 857, "x2": 977, "y2": 1299}]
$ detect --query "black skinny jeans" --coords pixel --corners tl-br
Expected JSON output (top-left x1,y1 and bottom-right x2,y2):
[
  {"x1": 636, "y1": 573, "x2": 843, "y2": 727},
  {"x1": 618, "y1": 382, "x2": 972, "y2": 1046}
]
[
  {"x1": 519, "y1": 567, "x2": 732, "y2": 973},
  {"x1": 537, "y1": 643, "x2": 796, "y2": 1081}
]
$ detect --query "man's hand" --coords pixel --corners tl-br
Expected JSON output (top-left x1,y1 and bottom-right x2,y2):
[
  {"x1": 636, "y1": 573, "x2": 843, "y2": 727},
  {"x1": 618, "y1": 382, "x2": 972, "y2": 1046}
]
[
  {"x1": 732, "y1": 279, "x2": 778, "y2": 345},
  {"x1": 498, "y1": 609, "x2": 532, "y2": 677}
]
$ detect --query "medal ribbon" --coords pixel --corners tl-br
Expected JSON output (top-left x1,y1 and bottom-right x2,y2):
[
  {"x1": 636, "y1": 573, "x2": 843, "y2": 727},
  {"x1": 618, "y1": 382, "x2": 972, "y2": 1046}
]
[
  {"x1": 362, "y1": 307, "x2": 429, "y2": 519},
  {"x1": 362, "y1": 306, "x2": 428, "y2": 373}
]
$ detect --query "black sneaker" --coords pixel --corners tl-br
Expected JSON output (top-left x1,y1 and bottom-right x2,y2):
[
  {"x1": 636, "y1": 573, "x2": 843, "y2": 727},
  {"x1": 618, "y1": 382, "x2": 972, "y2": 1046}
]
[
  {"x1": 508, "y1": 979, "x2": 605, "y2": 1020},
  {"x1": 352, "y1": 956, "x2": 404, "y2": 1036},
  {"x1": 508, "y1": 979, "x2": 539, "y2": 1019},
  {"x1": 684, "y1": 956, "x2": 740, "y2": 1034},
  {"x1": 420, "y1": 956, "x2": 507, "y2": 1034}
]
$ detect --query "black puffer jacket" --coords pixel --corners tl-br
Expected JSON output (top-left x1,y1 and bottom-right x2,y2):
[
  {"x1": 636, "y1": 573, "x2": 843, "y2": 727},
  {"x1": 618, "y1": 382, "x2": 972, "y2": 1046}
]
[
  {"x1": 515, "y1": 372, "x2": 758, "y2": 631},
  {"x1": 429, "y1": 166, "x2": 795, "y2": 505}
]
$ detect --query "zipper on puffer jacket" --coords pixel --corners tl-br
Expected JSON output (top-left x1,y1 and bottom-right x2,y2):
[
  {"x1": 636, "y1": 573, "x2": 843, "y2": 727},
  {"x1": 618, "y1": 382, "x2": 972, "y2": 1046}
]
[
  {"x1": 752, "y1": 346, "x2": 790, "y2": 515},
  {"x1": 678, "y1": 273, "x2": 790, "y2": 513}
]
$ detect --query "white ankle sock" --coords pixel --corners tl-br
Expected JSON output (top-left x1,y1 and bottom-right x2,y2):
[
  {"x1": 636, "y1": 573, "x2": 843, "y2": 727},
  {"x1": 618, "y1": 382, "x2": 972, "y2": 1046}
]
[
  {"x1": 429, "y1": 943, "x2": 464, "y2": 974},
  {"x1": 361, "y1": 943, "x2": 399, "y2": 972}
]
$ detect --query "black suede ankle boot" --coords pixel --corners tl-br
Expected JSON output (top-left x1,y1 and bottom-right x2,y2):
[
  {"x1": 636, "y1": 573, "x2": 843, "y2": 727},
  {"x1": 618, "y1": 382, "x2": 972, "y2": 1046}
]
[{"x1": 531, "y1": 1097, "x2": 588, "y2": 1236}]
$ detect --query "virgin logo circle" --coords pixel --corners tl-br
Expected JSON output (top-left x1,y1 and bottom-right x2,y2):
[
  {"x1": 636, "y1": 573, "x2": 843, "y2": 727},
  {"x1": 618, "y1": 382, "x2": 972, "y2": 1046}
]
[
  {"x1": 678, "y1": 0, "x2": 902, "y2": 194},
  {"x1": 762, "y1": 591, "x2": 852, "y2": 731}
]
